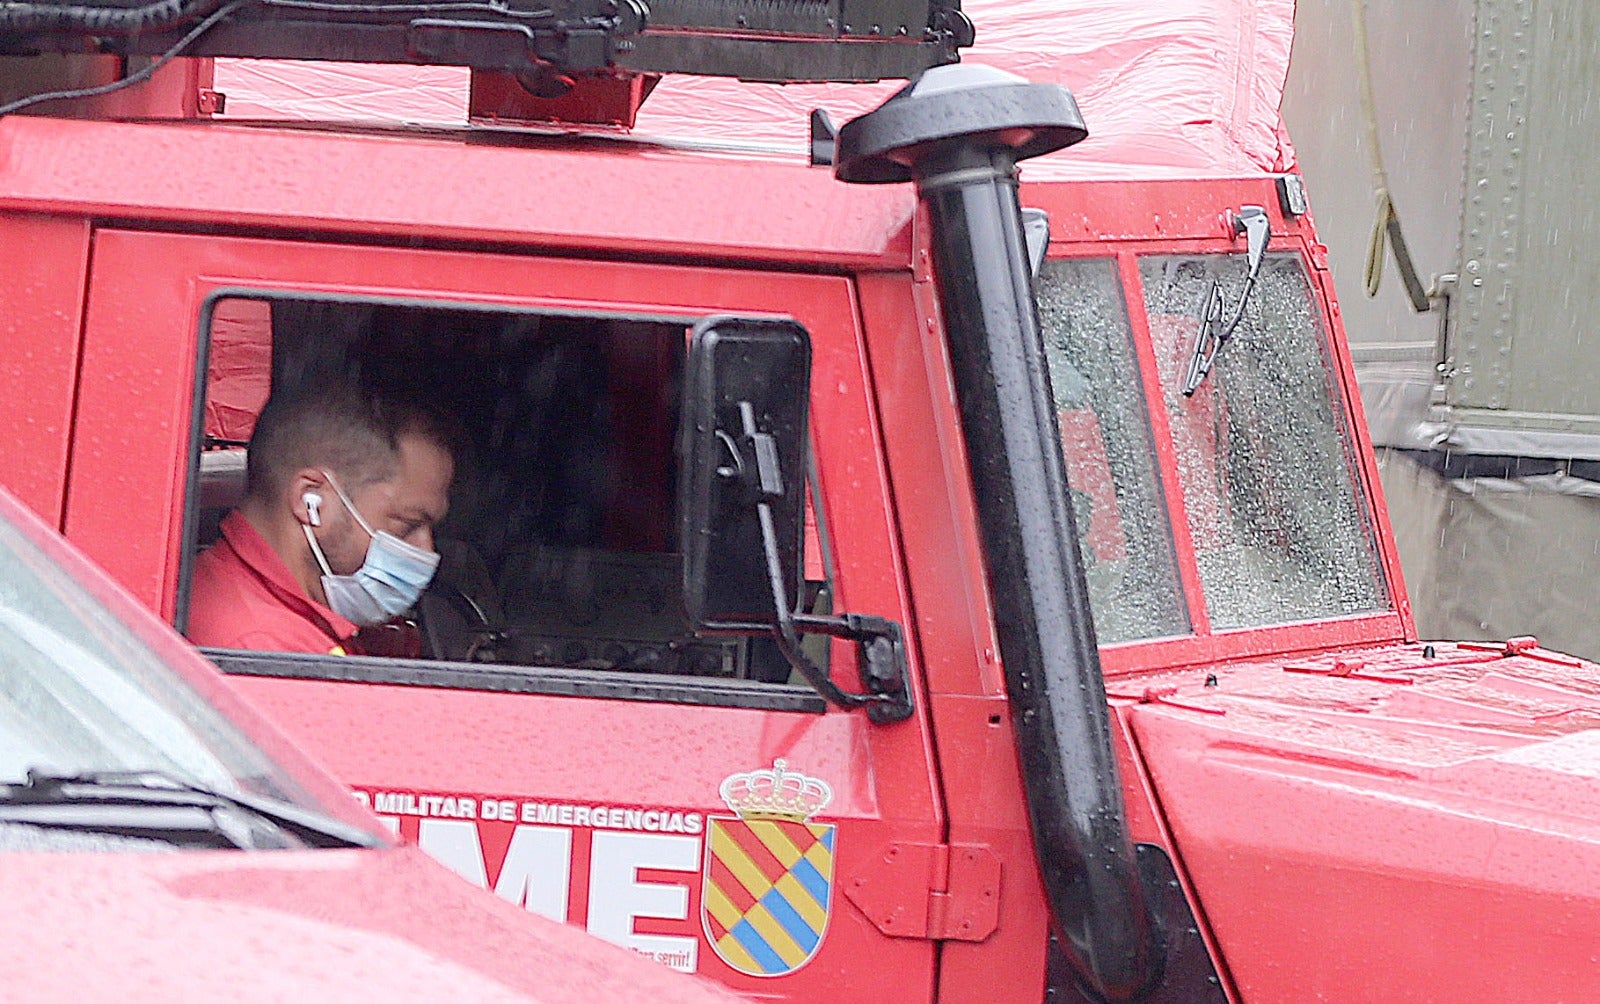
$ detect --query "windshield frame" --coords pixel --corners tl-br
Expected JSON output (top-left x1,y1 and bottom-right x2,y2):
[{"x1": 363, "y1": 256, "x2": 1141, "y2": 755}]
[{"x1": 1033, "y1": 219, "x2": 1409, "y2": 676}]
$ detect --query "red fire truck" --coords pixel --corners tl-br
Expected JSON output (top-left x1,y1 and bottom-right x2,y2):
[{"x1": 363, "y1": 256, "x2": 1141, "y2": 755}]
[{"x1": 3, "y1": 2, "x2": 1600, "y2": 1001}]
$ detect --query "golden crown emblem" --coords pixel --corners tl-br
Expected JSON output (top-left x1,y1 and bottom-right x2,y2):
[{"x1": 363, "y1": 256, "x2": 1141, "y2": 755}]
[{"x1": 719, "y1": 759, "x2": 833, "y2": 822}]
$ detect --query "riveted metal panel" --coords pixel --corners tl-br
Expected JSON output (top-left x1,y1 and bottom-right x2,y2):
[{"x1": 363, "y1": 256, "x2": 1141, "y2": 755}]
[
  {"x1": 1290, "y1": 0, "x2": 1600, "y2": 454},
  {"x1": 1450, "y1": 0, "x2": 1532, "y2": 413},
  {"x1": 1449, "y1": 0, "x2": 1600, "y2": 438}
]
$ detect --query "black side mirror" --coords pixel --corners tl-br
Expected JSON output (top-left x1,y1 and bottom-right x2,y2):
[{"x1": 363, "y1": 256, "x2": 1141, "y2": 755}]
[
  {"x1": 679, "y1": 316, "x2": 810, "y2": 628},
  {"x1": 678, "y1": 315, "x2": 913, "y2": 724}
]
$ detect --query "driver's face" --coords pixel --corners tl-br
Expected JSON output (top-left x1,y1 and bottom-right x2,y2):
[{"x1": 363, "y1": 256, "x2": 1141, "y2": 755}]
[{"x1": 323, "y1": 433, "x2": 453, "y2": 574}]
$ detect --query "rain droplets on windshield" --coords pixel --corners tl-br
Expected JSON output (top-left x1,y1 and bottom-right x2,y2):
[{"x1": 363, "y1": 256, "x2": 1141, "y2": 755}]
[
  {"x1": 1142, "y1": 253, "x2": 1389, "y2": 628},
  {"x1": 1037, "y1": 257, "x2": 1189, "y2": 643}
]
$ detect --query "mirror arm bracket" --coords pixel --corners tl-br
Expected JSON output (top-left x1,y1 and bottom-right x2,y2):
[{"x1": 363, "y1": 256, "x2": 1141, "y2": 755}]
[
  {"x1": 795, "y1": 612, "x2": 914, "y2": 726},
  {"x1": 699, "y1": 498, "x2": 914, "y2": 724}
]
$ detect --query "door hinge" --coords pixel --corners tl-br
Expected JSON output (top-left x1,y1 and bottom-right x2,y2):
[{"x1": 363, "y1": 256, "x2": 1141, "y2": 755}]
[{"x1": 843, "y1": 840, "x2": 1001, "y2": 942}]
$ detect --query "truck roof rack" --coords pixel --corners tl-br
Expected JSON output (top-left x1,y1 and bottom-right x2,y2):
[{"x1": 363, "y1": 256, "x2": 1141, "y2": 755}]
[{"x1": 0, "y1": 0, "x2": 973, "y2": 82}]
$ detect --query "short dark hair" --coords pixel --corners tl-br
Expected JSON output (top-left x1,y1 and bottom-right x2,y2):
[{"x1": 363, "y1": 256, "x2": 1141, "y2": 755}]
[{"x1": 245, "y1": 387, "x2": 458, "y2": 503}]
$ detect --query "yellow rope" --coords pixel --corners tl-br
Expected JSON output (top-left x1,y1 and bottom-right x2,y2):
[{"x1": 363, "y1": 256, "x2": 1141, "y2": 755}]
[
  {"x1": 1351, "y1": 0, "x2": 1392, "y2": 298},
  {"x1": 1349, "y1": 0, "x2": 1430, "y2": 310},
  {"x1": 1364, "y1": 187, "x2": 1392, "y2": 298}
]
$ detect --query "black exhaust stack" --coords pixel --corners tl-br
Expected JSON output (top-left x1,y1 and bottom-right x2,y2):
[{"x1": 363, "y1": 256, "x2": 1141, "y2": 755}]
[{"x1": 836, "y1": 65, "x2": 1159, "y2": 1001}]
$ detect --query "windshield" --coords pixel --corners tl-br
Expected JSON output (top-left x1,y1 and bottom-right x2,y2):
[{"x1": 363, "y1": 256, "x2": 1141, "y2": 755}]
[
  {"x1": 1036, "y1": 257, "x2": 1189, "y2": 643},
  {"x1": 0, "y1": 506, "x2": 367, "y2": 847},
  {"x1": 1141, "y1": 252, "x2": 1389, "y2": 628}
]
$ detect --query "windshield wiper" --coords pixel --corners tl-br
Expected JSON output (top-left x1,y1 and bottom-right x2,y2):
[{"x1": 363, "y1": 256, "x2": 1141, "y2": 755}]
[
  {"x1": 1183, "y1": 205, "x2": 1271, "y2": 396},
  {"x1": 0, "y1": 769, "x2": 382, "y2": 850}
]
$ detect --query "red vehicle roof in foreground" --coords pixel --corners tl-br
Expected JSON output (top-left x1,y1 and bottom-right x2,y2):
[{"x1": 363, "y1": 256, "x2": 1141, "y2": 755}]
[
  {"x1": 0, "y1": 845, "x2": 737, "y2": 1001},
  {"x1": 0, "y1": 485, "x2": 734, "y2": 1003}
]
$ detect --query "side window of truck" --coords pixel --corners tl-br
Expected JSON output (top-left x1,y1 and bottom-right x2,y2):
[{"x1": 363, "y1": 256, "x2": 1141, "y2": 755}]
[
  {"x1": 1141, "y1": 253, "x2": 1388, "y2": 628},
  {"x1": 185, "y1": 294, "x2": 833, "y2": 692},
  {"x1": 1036, "y1": 257, "x2": 1190, "y2": 644}
]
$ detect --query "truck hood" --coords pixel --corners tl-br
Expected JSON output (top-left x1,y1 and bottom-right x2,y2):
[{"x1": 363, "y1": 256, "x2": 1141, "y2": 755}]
[
  {"x1": 0, "y1": 843, "x2": 728, "y2": 1002},
  {"x1": 1120, "y1": 638, "x2": 1600, "y2": 999}
]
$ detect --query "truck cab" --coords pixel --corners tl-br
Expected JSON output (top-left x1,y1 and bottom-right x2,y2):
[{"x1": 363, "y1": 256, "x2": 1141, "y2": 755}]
[{"x1": 6, "y1": 3, "x2": 1600, "y2": 1001}]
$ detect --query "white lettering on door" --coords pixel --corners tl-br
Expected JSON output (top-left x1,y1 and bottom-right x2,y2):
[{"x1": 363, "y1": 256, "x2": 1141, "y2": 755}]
[
  {"x1": 586, "y1": 831, "x2": 701, "y2": 973},
  {"x1": 418, "y1": 820, "x2": 576, "y2": 923},
  {"x1": 494, "y1": 825, "x2": 572, "y2": 922}
]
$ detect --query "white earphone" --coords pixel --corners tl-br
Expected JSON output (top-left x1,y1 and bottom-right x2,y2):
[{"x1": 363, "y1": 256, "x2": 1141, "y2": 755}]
[{"x1": 303, "y1": 492, "x2": 324, "y2": 527}]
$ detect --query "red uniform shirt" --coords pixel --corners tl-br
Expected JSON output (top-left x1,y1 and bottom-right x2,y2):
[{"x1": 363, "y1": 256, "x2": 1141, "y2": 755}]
[{"x1": 187, "y1": 511, "x2": 357, "y2": 655}]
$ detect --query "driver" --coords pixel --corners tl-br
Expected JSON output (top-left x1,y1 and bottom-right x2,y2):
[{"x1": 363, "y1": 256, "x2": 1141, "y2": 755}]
[{"x1": 187, "y1": 388, "x2": 456, "y2": 655}]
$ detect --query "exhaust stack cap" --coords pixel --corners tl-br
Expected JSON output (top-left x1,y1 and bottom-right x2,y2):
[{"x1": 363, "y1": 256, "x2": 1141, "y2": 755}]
[{"x1": 834, "y1": 63, "x2": 1087, "y2": 184}]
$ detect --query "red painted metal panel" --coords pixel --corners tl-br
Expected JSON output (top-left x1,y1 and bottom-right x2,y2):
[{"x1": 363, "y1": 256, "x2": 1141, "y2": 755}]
[
  {"x1": 856, "y1": 271, "x2": 1054, "y2": 1000},
  {"x1": 1129, "y1": 640, "x2": 1600, "y2": 1000},
  {"x1": 1099, "y1": 613, "x2": 1407, "y2": 676},
  {"x1": 1108, "y1": 708, "x2": 1240, "y2": 1001},
  {"x1": 0, "y1": 213, "x2": 91, "y2": 528},
  {"x1": 67, "y1": 227, "x2": 942, "y2": 999},
  {"x1": 921, "y1": 694, "x2": 1053, "y2": 1001},
  {"x1": 0, "y1": 116, "x2": 914, "y2": 269},
  {"x1": 71, "y1": 56, "x2": 215, "y2": 120},
  {"x1": 67, "y1": 231, "x2": 203, "y2": 617},
  {"x1": 854, "y1": 271, "x2": 1003, "y2": 702},
  {"x1": 232, "y1": 675, "x2": 870, "y2": 821},
  {"x1": 1020, "y1": 177, "x2": 1302, "y2": 246},
  {"x1": 1304, "y1": 249, "x2": 1417, "y2": 639}
]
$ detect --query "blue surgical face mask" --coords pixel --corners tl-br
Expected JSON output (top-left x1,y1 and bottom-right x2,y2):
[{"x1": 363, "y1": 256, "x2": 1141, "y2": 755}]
[{"x1": 302, "y1": 471, "x2": 440, "y2": 626}]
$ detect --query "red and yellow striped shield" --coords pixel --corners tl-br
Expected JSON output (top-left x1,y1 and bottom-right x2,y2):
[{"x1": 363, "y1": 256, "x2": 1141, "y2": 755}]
[{"x1": 702, "y1": 815, "x2": 835, "y2": 977}]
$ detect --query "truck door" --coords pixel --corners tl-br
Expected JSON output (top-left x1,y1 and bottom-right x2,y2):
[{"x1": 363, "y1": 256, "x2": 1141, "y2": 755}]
[{"x1": 63, "y1": 228, "x2": 943, "y2": 999}]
